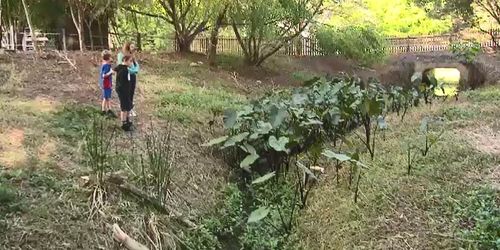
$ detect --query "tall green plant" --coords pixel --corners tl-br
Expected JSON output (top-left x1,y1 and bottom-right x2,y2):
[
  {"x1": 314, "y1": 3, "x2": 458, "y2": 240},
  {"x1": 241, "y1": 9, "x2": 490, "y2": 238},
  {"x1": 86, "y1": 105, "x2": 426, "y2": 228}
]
[{"x1": 142, "y1": 124, "x2": 175, "y2": 206}]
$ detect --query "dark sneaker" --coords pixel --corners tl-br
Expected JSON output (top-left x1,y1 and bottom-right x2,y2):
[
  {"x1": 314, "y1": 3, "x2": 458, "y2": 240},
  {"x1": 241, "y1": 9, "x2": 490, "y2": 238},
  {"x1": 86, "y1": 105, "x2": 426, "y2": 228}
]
[
  {"x1": 101, "y1": 111, "x2": 107, "y2": 116},
  {"x1": 121, "y1": 121, "x2": 133, "y2": 132},
  {"x1": 107, "y1": 110, "x2": 118, "y2": 118}
]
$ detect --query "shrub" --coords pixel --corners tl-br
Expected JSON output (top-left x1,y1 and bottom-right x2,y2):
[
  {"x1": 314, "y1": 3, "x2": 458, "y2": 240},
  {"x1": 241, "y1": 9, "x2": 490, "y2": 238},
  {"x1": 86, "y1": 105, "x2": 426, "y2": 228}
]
[
  {"x1": 315, "y1": 25, "x2": 388, "y2": 65},
  {"x1": 450, "y1": 40, "x2": 481, "y2": 64}
]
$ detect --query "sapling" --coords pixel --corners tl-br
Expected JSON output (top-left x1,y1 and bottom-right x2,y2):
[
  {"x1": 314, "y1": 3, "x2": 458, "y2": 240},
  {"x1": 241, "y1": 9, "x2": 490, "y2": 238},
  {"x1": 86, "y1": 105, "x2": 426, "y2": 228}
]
[{"x1": 419, "y1": 117, "x2": 444, "y2": 157}]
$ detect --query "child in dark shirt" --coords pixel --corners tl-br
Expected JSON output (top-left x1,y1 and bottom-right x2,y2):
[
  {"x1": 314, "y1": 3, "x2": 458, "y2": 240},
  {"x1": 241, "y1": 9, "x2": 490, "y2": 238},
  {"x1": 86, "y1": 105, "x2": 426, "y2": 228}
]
[
  {"x1": 114, "y1": 55, "x2": 134, "y2": 131},
  {"x1": 99, "y1": 52, "x2": 116, "y2": 117}
]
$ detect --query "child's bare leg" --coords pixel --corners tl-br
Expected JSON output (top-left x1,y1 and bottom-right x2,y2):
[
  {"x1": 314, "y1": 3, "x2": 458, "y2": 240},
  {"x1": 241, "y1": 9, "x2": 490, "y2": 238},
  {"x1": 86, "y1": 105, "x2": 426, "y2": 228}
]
[
  {"x1": 101, "y1": 99, "x2": 106, "y2": 111},
  {"x1": 105, "y1": 100, "x2": 110, "y2": 111},
  {"x1": 121, "y1": 111, "x2": 127, "y2": 122}
]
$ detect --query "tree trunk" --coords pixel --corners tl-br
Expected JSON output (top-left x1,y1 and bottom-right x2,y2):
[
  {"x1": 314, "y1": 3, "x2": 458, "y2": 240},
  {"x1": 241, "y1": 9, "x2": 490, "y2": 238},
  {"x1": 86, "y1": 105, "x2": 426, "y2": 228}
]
[
  {"x1": 176, "y1": 33, "x2": 193, "y2": 53},
  {"x1": 0, "y1": 0, "x2": 3, "y2": 46},
  {"x1": 86, "y1": 20, "x2": 94, "y2": 50},
  {"x1": 69, "y1": 3, "x2": 85, "y2": 51},
  {"x1": 208, "y1": 9, "x2": 226, "y2": 67},
  {"x1": 97, "y1": 19, "x2": 104, "y2": 48},
  {"x1": 131, "y1": 12, "x2": 141, "y2": 51},
  {"x1": 21, "y1": 0, "x2": 36, "y2": 52}
]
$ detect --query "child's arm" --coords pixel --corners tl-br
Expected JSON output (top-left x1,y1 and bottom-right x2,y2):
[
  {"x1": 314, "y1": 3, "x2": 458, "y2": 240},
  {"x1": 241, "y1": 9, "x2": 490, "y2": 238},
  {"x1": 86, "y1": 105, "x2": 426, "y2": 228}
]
[
  {"x1": 128, "y1": 61, "x2": 140, "y2": 74},
  {"x1": 102, "y1": 64, "x2": 113, "y2": 77}
]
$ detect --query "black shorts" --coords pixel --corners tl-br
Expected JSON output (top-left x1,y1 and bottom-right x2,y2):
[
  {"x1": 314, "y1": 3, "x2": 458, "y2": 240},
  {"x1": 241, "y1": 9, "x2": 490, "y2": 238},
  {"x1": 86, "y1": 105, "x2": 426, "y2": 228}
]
[{"x1": 116, "y1": 88, "x2": 132, "y2": 112}]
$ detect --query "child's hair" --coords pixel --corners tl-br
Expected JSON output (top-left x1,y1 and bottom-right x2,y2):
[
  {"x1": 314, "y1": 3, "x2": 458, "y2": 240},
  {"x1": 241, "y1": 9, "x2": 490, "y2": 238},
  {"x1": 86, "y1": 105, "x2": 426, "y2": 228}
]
[
  {"x1": 122, "y1": 55, "x2": 133, "y2": 63},
  {"x1": 122, "y1": 42, "x2": 132, "y2": 54},
  {"x1": 101, "y1": 49, "x2": 111, "y2": 56},
  {"x1": 102, "y1": 53, "x2": 111, "y2": 61}
]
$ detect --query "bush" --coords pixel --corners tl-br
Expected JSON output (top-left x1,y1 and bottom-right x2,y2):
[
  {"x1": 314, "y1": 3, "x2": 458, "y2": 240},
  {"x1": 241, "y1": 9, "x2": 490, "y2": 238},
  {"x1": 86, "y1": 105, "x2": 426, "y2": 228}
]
[
  {"x1": 315, "y1": 25, "x2": 388, "y2": 65},
  {"x1": 449, "y1": 40, "x2": 481, "y2": 63}
]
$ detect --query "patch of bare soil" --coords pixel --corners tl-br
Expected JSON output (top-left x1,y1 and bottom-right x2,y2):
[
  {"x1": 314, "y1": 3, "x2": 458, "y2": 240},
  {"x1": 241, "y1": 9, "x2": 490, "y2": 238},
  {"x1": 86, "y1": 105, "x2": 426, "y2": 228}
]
[
  {"x1": 462, "y1": 125, "x2": 500, "y2": 155},
  {"x1": 461, "y1": 124, "x2": 500, "y2": 191},
  {"x1": 2, "y1": 52, "x2": 99, "y2": 103},
  {"x1": 488, "y1": 165, "x2": 500, "y2": 191},
  {"x1": 0, "y1": 128, "x2": 27, "y2": 168}
]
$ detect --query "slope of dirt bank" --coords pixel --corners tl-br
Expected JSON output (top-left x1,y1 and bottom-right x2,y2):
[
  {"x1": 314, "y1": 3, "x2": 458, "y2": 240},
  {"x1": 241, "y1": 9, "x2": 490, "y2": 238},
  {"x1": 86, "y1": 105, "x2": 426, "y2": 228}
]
[{"x1": 0, "y1": 52, "x2": 232, "y2": 249}]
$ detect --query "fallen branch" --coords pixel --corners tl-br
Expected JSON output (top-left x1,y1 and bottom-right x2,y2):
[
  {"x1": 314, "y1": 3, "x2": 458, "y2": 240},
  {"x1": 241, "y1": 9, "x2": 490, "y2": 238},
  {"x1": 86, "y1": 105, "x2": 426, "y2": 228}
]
[
  {"x1": 54, "y1": 50, "x2": 77, "y2": 70},
  {"x1": 112, "y1": 224, "x2": 149, "y2": 250},
  {"x1": 107, "y1": 174, "x2": 197, "y2": 229}
]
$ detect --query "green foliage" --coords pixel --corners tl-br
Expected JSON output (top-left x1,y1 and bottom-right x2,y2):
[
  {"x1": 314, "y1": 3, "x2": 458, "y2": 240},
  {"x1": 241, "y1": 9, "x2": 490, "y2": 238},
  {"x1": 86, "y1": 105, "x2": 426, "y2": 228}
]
[
  {"x1": 52, "y1": 105, "x2": 102, "y2": 142},
  {"x1": 84, "y1": 117, "x2": 116, "y2": 185},
  {"x1": 325, "y1": 0, "x2": 453, "y2": 37},
  {"x1": 157, "y1": 87, "x2": 244, "y2": 123},
  {"x1": 454, "y1": 188, "x2": 500, "y2": 249},
  {"x1": 315, "y1": 25, "x2": 388, "y2": 65},
  {"x1": 205, "y1": 76, "x2": 423, "y2": 175},
  {"x1": 465, "y1": 87, "x2": 500, "y2": 103},
  {"x1": 115, "y1": 6, "x2": 174, "y2": 50},
  {"x1": 441, "y1": 106, "x2": 475, "y2": 120},
  {"x1": 183, "y1": 225, "x2": 222, "y2": 250},
  {"x1": 450, "y1": 40, "x2": 481, "y2": 63},
  {"x1": 141, "y1": 125, "x2": 175, "y2": 206},
  {"x1": 0, "y1": 183, "x2": 19, "y2": 214},
  {"x1": 229, "y1": 0, "x2": 322, "y2": 66}
]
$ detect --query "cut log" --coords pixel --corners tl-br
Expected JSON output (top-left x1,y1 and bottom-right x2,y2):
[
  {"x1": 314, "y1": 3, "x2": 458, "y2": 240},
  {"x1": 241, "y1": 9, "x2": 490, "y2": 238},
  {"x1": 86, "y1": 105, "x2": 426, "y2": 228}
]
[
  {"x1": 112, "y1": 224, "x2": 149, "y2": 250},
  {"x1": 107, "y1": 174, "x2": 197, "y2": 229}
]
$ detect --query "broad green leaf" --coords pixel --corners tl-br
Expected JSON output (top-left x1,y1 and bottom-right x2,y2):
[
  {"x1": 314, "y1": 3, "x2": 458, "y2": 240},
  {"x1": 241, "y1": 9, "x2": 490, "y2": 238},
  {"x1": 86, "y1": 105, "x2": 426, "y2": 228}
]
[
  {"x1": 300, "y1": 119, "x2": 323, "y2": 126},
  {"x1": 256, "y1": 121, "x2": 273, "y2": 134},
  {"x1": 224, "y1": 109, "x2": 238, "y2": 129},
  {"x1": 252, "y1": 171, "x2": 276, "y2": 185},
  {"x1": 201, "y1": 136, "x2": 229, "y2": 147},
  {"x1": 322, "y1": 150, "x2": 351, "y2": 162},
  {"x1": 411, "y1": 72, "x2": 422, "y2": 84},
  {"x1": 240, "y1": 143, "x2": 257, "y2": 155},
  {"x1": 377, "y1": 116, "x2": 388, "y2": 130},
  {"x1": 247, "y1": 206, "x2": 270, "y2": 223},
  {"x1": 268, "y1": 136, "x2": 289, "y2": 152},
  {"x1": 240, "y1": 153, "x2": 259, "y2": 168},
  {"x1": 270, "y1": 105, "x2": 288, "y2": 128},
  {"x1": 420, "y1": 117, "x2": 429, "y2": 133},
  {"x1": 223, "y1": 132, "x2": 250, "y2": 148},
  {"x1": 292, "y1": 93, "x2": 308, "y2": 105}
]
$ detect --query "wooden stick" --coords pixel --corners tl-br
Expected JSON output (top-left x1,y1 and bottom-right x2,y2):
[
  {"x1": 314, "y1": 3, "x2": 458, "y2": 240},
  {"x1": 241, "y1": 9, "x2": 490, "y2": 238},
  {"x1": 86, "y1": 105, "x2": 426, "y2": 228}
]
[
  {"x1": 54, "y1": 49, "x2": 77, "y2": 70},
  {"x1": 112, "y1": 224, "x2": 149, "y2": 250},
  {"x1": 107, "y1": 175, "x2": 197, "y2": 229}
]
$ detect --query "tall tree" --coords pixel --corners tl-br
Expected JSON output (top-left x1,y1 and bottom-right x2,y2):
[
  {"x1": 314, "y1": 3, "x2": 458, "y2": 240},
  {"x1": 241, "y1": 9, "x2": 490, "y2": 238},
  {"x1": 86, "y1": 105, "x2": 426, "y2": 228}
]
[
  {"x1": 207, "y1": 0, "x2": 229, "y2": 66},
  {"x1": 85, "y1": 0, "x2": 112, "y2": 50},
  {"x1": 123, "y1": 0, "x2": 210, "y2": 53},
  {"x1": 0, "y1": 0, "x2": 3, "y2": 45},
  {"x1": 21, "y1": 0, "x2": 36, "y2": 52},
  {"x1": 230, "y1": 0, "x2": 323, "y2": 66},
  {"x1": 415, "y1": 0, "x2": 499, "y2": 47},
  {"x1": 68, "y1": 0, "x2": 87, "y2": 51}
]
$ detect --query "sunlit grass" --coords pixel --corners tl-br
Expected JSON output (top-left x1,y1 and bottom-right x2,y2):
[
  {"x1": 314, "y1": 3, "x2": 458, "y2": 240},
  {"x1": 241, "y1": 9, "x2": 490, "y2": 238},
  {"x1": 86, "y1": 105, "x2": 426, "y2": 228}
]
[{"x1": 432, "y1": 68, "x2": 460, "y2": 97}]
